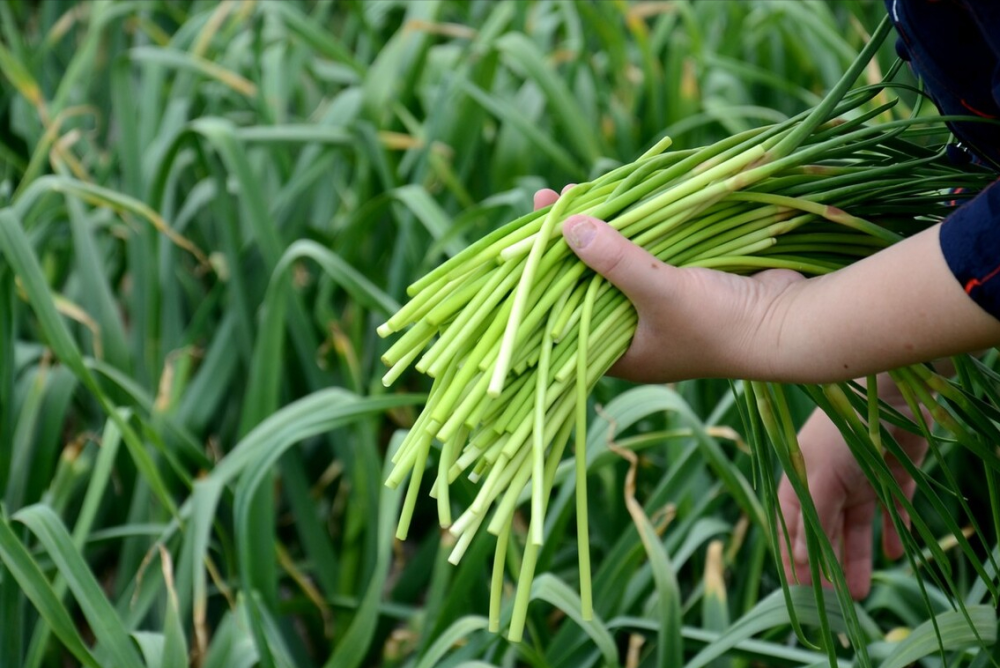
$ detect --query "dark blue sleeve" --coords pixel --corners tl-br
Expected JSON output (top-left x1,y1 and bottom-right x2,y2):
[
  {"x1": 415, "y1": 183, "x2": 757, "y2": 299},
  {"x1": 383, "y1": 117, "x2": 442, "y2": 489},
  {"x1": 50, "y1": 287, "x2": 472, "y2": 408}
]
[
  {"x1": 939, "y1": 181, "x2": 1000, "y2": 320},
  {"x1": 885, "y1": 0, "x2": 1000, "y2": 169},
  {"x1": 885, "y1": 0, "x2": 1000, "y2": 321}
]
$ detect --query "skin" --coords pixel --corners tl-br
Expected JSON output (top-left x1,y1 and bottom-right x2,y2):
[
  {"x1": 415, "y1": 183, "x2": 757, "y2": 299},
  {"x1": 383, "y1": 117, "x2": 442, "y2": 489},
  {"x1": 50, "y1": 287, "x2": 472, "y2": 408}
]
[{"x1": 534, "y1": 185, "x2": 1000, "y2": 599}]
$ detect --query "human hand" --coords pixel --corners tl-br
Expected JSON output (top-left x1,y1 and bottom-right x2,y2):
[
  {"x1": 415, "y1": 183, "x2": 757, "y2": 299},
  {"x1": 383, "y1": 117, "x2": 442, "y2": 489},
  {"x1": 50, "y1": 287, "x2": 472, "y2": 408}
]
[
  {"x1": 533, "y1": 187, "x2": 806, "y2": 383},
  {"x1": 536, "y1": 182, "x2": 991, "y2": 599},
  {"x1": 535, "y1": 185, "x2": 1000, "y2": 385},
  {"x1": 776, "y1": 375, "x2": 929, "y2": 599}
]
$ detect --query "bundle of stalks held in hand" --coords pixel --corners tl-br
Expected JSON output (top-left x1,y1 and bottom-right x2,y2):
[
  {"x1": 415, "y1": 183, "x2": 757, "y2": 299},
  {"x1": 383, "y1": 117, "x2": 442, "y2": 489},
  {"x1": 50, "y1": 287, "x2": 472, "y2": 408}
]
[{"x1": 378, "y1": 18, "x2": 999, "y2": 641}]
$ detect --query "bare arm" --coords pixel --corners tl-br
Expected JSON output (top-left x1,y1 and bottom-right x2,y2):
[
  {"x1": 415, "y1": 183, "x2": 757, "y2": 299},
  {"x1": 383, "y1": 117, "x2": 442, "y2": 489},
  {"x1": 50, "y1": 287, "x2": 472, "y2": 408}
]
[
  {"x1": 551, "y1": 211, "x2": 1000, "y2": 385},
  {"x1": 758, "y1": 224, "x2": 1000, "y2": 383}
]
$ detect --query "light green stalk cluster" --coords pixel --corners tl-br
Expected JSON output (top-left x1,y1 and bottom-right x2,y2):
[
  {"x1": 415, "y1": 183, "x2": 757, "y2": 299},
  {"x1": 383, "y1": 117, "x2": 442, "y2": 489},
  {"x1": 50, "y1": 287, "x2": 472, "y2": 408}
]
[{"x1": 377, "y1": 18, "x2": 995, "y2": 641}]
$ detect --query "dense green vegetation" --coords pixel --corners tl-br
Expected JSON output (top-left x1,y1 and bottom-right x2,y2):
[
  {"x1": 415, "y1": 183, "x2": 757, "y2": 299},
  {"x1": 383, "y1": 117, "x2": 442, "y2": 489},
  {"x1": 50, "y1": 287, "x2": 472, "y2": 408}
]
[{"x1": 0, "y1": 1, "x2": 996, "y2": 667}]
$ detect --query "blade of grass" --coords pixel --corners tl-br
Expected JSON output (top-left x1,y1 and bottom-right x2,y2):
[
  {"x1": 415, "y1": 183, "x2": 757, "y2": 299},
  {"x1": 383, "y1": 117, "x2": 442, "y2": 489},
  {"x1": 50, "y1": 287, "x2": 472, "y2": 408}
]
[
  {"x1": 322, "y1": 431, "x2": 406, "y2": 668},
  {"x1": 0, "y1": 208, "x2": 179, "y2": 516},
  {"x1": 13, "y1": 504, "x2": 145, "y2": 668},
  {"x1": 530, "y1": 574, "x2": 620, "y2": 668},
  {"x1": 0, "y1": 509, "x2": 100, "y2": 668}
]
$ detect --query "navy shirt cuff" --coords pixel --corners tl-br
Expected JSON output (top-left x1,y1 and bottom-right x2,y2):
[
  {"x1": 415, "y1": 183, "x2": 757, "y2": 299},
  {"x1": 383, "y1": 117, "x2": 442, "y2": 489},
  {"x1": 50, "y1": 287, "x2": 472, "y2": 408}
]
[{"x1": 939, "y1": 181, "x2": 1000, "y2": 320}]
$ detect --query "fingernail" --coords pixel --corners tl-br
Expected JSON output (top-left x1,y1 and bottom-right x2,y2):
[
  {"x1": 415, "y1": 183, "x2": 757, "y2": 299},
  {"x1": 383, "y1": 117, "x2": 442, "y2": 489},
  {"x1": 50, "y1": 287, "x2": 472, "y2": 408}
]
[{"x1": 565, "y1": 216, "x2": 596, "y2": 249}]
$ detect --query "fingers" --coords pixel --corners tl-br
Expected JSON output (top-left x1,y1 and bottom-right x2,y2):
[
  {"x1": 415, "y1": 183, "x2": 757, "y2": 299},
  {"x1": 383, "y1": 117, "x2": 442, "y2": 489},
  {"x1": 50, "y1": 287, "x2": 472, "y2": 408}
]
[
  {"x1": 777, "y1": 455, "x2": 860, "y2": 597},
  {"x1": 881, "y1": 505, "x2": 908, "y2": 560},
  {"x1": 881, "y1": 491, "x2": 914, "y2": 560},
  {"x1": 777, "y1": 476, "x2": 807, "y2": 585},
  {"x1": 533, "y1": 188, "x2": 559, "y2": 211},
  {"x1": 779, "y1": 476, "x2": 882, "y2": 600},
  {"x1": 532, "y1": 183, "x2": 576, "y2": 211},
  {"x1": 843, "y1": 503, "x2": 875, "y2": 599},
  {"x1": 562, "y1": 215, "x2": 678, "y2": 308},
  {"x1": 776, "y1": 401, "x2": 927, "y2": 603},
  {"x1": 881, "y1": 444, "x2": 921, "y2": 560}
]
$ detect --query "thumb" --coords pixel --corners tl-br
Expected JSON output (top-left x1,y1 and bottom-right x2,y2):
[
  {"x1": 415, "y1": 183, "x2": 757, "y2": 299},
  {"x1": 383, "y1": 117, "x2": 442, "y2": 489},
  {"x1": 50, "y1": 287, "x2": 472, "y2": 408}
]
[{"x1": 562, "y1": 215, "x2": 676, "y2": 306}]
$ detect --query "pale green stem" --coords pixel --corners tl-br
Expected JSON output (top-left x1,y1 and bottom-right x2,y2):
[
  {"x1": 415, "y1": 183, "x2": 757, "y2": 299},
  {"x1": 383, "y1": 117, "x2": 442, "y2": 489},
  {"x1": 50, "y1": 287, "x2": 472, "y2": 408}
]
[
  {"x1": 416, "y1": 257, "x2": 521, "y2": 374},
  {"x1": 531, "y1": 314, "x2": 555, "y2": 546},
  {"x1": 381, "y1": 326, "x2": 435, "y2": 387},
  {"x1": 507, "y1": 417, "x2": 576, "y2": 642},
  {"x1": 725, "y1": 191, "x2": 902, "y2": 244},
  {"x1": 395, "y1": 429, "x2": 433, "y2": 540},
  {"x1": 448, "y1": 509, "x2": 485, "y2": 565},
  {"x1": 489, "y1": 521, "x2": 512, "y2": 632},
  {"x1": 575, "y1": 276, "x2": 600, "y2": 620},
  {"x1": 651, "y1": 205, "x2": 791, "y2": 264},
  {"x1": 423, "y1": 263, "x2": 495, "y2": 325},
  {"x1": 682, "y1": 228, "x2": 784, "y2": 265},
  {"x1": 437, "y1": 425, "x2": 469, "y2": 527},
  {"x1": 448, "y1": 432, "x2": 508, "y2": 484},
  {"x1": 380, "y1": 270, "x2": 451, "y2": 336},
  {"x1": 381, "y1": 320, "x2": 435, "y2": 367}
]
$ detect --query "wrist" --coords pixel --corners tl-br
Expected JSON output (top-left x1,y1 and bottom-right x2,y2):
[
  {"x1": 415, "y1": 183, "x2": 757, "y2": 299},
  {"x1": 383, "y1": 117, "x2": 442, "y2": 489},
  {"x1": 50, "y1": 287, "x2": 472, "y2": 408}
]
[{"x1": 739, "y1": 270, "x2": 811, "y2": 382}]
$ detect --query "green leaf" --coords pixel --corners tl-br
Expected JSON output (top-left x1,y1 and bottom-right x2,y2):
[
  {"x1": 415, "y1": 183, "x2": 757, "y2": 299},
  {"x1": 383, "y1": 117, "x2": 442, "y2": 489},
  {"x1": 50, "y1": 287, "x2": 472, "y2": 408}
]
[
  {"x1": 460, "y1": 80, "x2": 587, "y2": 180},
  {"x1": 133, "y1": 632, "x2": 166, "y2": 668},
  {"x1": 414, "y1": 615, "x2": 490, "y2": 668},
  {"x1": 0, "y1": 509, "x2": 100, "y2": 668},
  {"x1": 879, "y1": 605, "x2": 997, "y2": 668},
  {"x1": 12, "y1": 505, "x2": 144, "y2": 667},
  {"x1": 493, "y1": 32, "x2": 603, "y2": 165},
  {"x1": 531, "y1": 574, "x2": 620, "y2": 668},
  {"x1": 685, "y1": 586, "x2": 880, "y2": 668},
  {"x1": 0, "y1": 208, "x2": 178, "y2": 516},
  {"x1": 323, "y1": 431, "x2": 407, "y2": 668}
]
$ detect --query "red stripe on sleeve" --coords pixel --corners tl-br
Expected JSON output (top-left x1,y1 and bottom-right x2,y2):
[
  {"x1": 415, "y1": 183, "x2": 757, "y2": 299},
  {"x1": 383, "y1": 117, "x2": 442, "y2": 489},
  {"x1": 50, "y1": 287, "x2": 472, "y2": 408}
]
[{"x1": 965, "y1": 263, "x2": 1000, "y2": 294}]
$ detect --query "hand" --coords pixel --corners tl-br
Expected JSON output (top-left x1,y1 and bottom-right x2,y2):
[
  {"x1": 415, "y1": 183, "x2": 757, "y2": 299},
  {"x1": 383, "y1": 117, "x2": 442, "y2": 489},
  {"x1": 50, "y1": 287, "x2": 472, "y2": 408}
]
[
  {"x1": 776, "y1": 375, "x2": 929, "y2": 600},
  {"x1": 534, "y1": 187, "x2": 1000, "y2": 384},
  {"x1": 535, "y1": 185, "x2": 985, "y2": 599},
  {"x1": 533, "y1": 187, "x2": 806, "y2": 383}
]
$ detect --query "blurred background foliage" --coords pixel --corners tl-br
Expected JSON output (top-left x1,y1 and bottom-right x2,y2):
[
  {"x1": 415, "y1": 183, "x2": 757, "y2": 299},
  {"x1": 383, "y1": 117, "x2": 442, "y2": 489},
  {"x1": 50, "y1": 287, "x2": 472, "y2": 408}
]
[{"x1": 0, "y1": 1, "x2": 996, "y2": 667}]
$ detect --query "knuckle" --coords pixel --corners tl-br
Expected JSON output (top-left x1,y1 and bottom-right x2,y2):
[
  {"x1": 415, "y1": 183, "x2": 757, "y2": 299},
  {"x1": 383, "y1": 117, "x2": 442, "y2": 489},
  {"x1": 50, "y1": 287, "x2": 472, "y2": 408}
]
[{"x1": 599, "y1": 245, "x2": 629, "y2": 279}]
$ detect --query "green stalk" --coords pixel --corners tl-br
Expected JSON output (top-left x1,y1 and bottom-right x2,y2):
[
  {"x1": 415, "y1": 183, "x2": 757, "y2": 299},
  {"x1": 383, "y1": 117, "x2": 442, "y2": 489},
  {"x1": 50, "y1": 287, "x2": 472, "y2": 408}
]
[
  {"x1": 429, "y1": 299, "x2": 512, "y2": 426},
  {"x1": 489, "y1": 522, "x2": 511, "y2": 632},
  {"x1": 379, "y1": 272, "x2": 449, "y2": 336},
  {"x1": 381, "y1": 326, "x2": 435, "y2": 387},
  {"x1": 449, "y1": 432, "x2": 508, "y2": 485},
  {"x1": 395, "y1": 429, "x2": 433, "y2": 541},
  {"x1": 507, "y1": 535, "x2": 540, "y2": 643},
  {"x1": 436, "y1": 425, "x2": 468, "y2": 527},
  {"x1": 381, "y1": 320, "x2": 435, "y2": 368},
  {"x1": 448, "y1": 511, "x2": 485, "y2": 566},
  {"x1": 767, "y1": 17, "x2": 892, "y2": 159},
  {"x1": 726, "y1": 191, "x2": 902, "y2": 244},
  {"x1": 658, "y1": 210, "x2": 800, "y2": 265},
  {"x1": 436, "y1": 371, "x2": 491, "y2": 444},
  {"x1": 507, "y1": 417, "x2": 575, "y2": 643},
  {"x1": 417, "y1": 257, "x2": 522, "y2": 375},
  {"x1": 686, "y1": 255, "x2": 838, "y2": 274},
  {"x1": 575, "y1": 276, "x2": 599, "y2": 621},
  {"x1": 530, "y1": 317, "x2": 554, "y2": 546},
  {"x1": 632, "y1": 199, "x2": 753, "y2": 249},
  {"x1": 609, "y1": 144, "x2": 768, "y2": 234},
  {"x1": 490, "y1": 184, "x2": 586, "y2": 396},
  {"x1": 405, "y1": 207, "x2": 547, "y2": 296},
  {"x1": 487, "y1": 441, "x2": 539, "y2": 537},
  {"x1": 422, "y1": 264, "x2": 494, "y2": 324}
]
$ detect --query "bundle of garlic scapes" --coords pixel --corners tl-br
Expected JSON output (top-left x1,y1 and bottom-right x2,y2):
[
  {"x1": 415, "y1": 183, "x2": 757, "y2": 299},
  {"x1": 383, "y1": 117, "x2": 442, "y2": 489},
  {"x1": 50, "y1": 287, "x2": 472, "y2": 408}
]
[{"x1": 377, "y1": 18, "x2": 995, "y2": 640}]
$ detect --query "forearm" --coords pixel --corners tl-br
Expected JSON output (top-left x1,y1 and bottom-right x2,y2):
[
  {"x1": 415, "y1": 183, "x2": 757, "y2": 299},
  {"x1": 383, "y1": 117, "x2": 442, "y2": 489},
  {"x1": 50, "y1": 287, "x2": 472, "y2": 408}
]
[{"x1": 757, "y1": 224, "x2": 1000, "y2": 383}]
